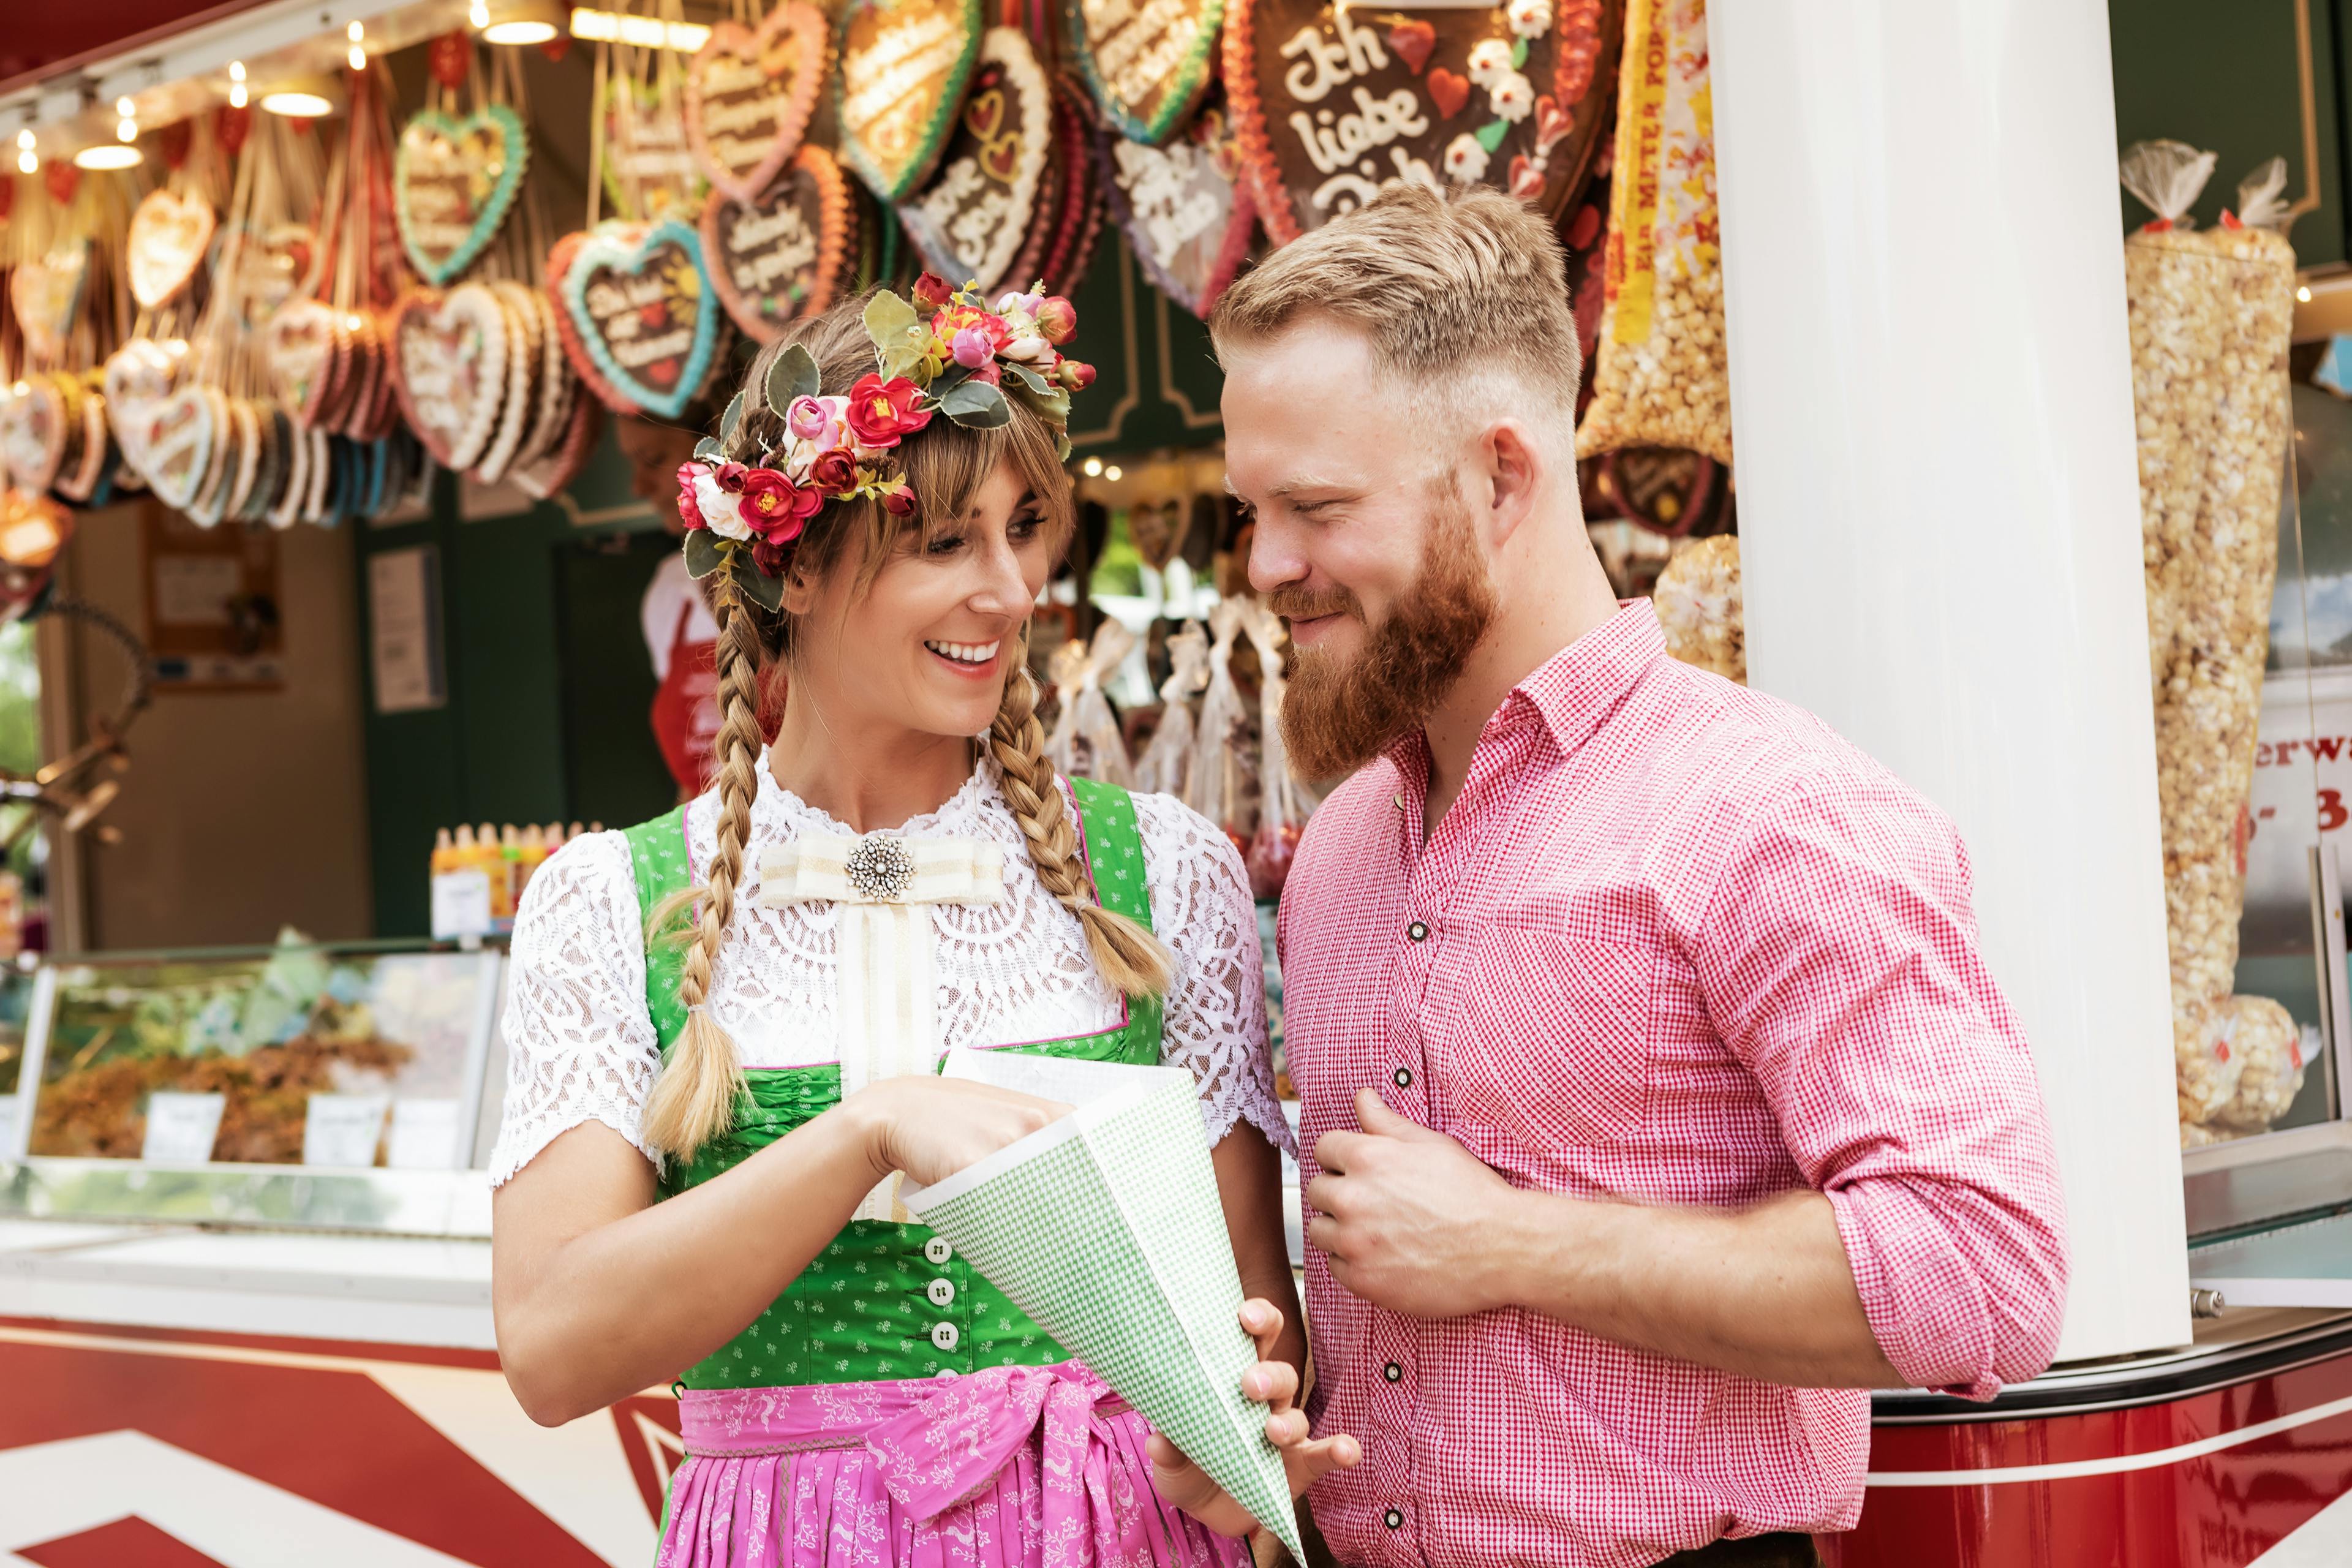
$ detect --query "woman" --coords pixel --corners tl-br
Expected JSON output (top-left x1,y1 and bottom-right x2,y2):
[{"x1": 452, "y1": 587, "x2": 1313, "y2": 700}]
[{"x1": 490, "y1": 280, "x2": 1303, "y2": 1568}]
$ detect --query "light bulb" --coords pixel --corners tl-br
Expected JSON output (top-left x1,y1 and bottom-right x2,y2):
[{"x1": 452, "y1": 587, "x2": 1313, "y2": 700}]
[
  {"x1": 1082, "y1": 457, "x2": 1103, "y2": 477},
  {"x1": 13, "y1": 130, "x2": 30, "y2": 151},
  {"x1": 2299, "y1": 285, "x2": 2315, "y2": 303},
  {"x1": 115, "y1": 97, "x2": 135, "y2": 118},
  {"x1": 14, "y1": 151, "x2": 32, "y2": 175},
  {"x1": 1104, "y1": 465, "x2": 1124, "y2": 481},
  {"x1": 117, "y1": 118, "x2": 136, "y2": 141},
  {"x1": 229, "y1": 83, "x2": 247, "y2": 108},
  {"x1": 346, "y1": 20, "x2": 364, "y2": 40},
  {"x1": 228, "y1": 60, "x2": 246, "y2": 81},
  {"x1": 470, "y1": 1, "x2": 490, "y2": 26},
  {"x1": 349, "y1": 43, "x2": 366, "y2": 69}
]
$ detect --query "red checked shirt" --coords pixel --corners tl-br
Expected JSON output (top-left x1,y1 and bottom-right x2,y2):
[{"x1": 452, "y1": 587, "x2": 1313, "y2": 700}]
[{"x1": 1281, "y1": 603, "x2": 2068, "y2": 1568}]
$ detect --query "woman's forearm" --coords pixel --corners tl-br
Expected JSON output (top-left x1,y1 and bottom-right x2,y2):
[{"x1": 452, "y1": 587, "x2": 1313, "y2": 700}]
[
  {"x1": 1213, "y1": 1123, "x2": 1308, "y2": 1379},
  {"x1": 496, "y1": 1108, "x2": 881, "y2": 1423}
]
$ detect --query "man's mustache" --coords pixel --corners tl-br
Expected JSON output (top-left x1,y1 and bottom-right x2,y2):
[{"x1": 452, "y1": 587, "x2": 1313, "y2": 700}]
[{"x1": 1270, "y1": 587, "x2": 1362, "y2": 624}]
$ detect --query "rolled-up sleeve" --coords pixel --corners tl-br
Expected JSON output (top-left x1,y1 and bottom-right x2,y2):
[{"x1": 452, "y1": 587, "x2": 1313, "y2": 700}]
[{"x1": 1692, "y1": 775, "x2": 2070, "y2": 1399}]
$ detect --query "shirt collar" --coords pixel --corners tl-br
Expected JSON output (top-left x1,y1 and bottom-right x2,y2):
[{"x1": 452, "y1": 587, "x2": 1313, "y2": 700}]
[{"x1": 1385, "y1": 600, "x2": 1666, "y2": 776}]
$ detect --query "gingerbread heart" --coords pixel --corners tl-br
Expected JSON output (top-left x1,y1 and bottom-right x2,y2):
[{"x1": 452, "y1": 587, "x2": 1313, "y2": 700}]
[
  {"x1": 1065, "y1": 0, "x2": 1223, "y2": 145},
  {"x1": 228, "y1": 222, "x2": 317, "y2": 331},
  {"x1": 394, "y1": 105, "x2": 530, "y2": 286},
  {"x1": 701, "y1": 143, "x2": 853, "y2": 344},
  {"x1": 128, "y1": 189, "x2": 218, "y2": 311},
  {"x1": 836, "y1": 0, "x2": 984, "y2": 202},
  {"x1": 104, "y1": 338, "x2": 189, "y2": 478},
  {"x1": 265, "y1": 300, "x2": 341, "y2": 426},
  {"x1": 601, "y1": 74, "x2": 703, "y2": 224},
  {"x1": 511, "y1": 385, "x2": 605, "y2": 502},
  {"x1": 0, "y1": 379, "x2": 66, "y2": 493},
  {"x1": 684, "y1": 4, "x2": 829, "y2": 205},
  {"x1": 1099, "y1": 97, "x2": 1257, "y2": 318},
  {"x1": 141, "y1": 386, "x2": 218, "y2": 511},
  {"x1": 1388, "y1": 20, "x2": 1436, "y2": 75},
  {"x1": 551, "y1": 219, "x2": 723, "y2": 421},
  {"x1": 389, "y1": 285, "x2": 510, "y2": 470},
  {"x1": 898, "y1": 29, "x2": 1052, "y2": 295},
  {"x1": 1224, "y1": 0, "x2": 1624, "y2": 245},
  {"x1": 11, "y1": 246, "x2": 88, "y2": 364}
]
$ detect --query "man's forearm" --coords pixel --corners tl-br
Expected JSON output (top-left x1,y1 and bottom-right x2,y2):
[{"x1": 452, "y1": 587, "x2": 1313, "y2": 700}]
[{"x1": 1488, "y1": 1186, "x2": 1904, "y2": 1389}]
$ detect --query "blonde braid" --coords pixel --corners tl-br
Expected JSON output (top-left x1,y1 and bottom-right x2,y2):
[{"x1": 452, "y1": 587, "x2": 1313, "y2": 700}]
[
  {"x1": 639, "y1": 571, "x2": 769, "y2": 1159},
  {"x1": 989, "y1": 630, "x2": 1173, "y2": 998}
]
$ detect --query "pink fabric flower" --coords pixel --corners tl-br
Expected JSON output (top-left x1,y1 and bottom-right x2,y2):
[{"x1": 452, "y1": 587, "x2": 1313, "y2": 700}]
[
  {"x1": 951, "y1": 326, "x2": 993, "y2": 369},
  {"x1": 675, "y1": 462, "x2": 706, "y2": 530}
]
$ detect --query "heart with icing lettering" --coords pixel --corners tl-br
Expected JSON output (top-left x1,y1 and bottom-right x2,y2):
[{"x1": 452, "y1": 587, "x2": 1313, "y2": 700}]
[
  {"x1": 898, "y1": 29, "x2": 1050, "y2": 295},
  {"x1": 1098, "y1": 95, "x2": 1257, "y2": 318},
  {"x1": 388, "y1": 285, "x2": 511, "y2": 470},
  {"x1": 551, "y1": 219, "x2": 723, "y2": 421},
  {"x1": 104, "y1": 338, "x2": 189, "y2": 479},
  {"x1": 128, "y1": 189, "x2": 217, "y2": 311},
  {"x1": 140, "y1": 385, "x2": 218, "y2": 511},
  {"x1": 265, "y1": 300, "x2": 341, "y2": 426},
  {"x1": 1065, "y1": 0, "x2": 1223, "y2": 145},
  {"x1": 701, "y1": 143, "x2": 853, "y2": 344},
  {"x1": 837, "y1": 0, "x2": 984, "y2": 202},
  {"x1": 394, "y1": 105, "x2": 530, "y2": 286},
  {"x1": 228, "y1": 222, "x2": 318, "y2": 331},
  {"x1": 11, "y1": 246, "x2": 89, "y2": 364},
  {"x1": 0, "y1": 377, "x2": 67, "y2": 493},
  {"x1": 684, "y1": 4, "x2": 829, "y2": 205},
  {"x1": 1224, "y1": 0, "x2": 1623, "y2": 245}
]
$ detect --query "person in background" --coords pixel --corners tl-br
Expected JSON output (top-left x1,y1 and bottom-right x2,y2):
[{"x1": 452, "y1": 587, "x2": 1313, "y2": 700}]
[
  {"x1": 618, "y1": 413, "x2": 722, "y2": 799},
  {"x1": 1150, "y1": 185, "x2": 2071, "y2": 1567}
]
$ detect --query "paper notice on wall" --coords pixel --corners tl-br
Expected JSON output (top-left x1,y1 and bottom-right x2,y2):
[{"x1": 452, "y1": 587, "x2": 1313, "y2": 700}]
[
  {"x1": 368, "y1": 545, "x2": 447, "y2": 714},
  {"x1": 386, "y1": 1097, "x2": 466, "y2": 1170},
  {"x1": 303, "y1": 1093, "x2": 390, "y2": 1168},
  {"x1": 151, "y1": 554, "x2": 243, "y2": 625},
  {"x1": 142, "y1": 1092, "x2": 227, "y2": 1162}
]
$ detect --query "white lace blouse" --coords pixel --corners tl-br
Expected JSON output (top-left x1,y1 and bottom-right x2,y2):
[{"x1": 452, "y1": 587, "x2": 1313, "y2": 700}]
[{"x1": 490, "y1": 750, "x2": 1294, "y2": 1185}]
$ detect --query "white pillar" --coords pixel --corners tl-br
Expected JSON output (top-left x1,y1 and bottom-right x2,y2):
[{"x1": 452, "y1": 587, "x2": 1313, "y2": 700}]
[{"x1": 1711, "y1": 2, "x2": 2188, "y2": 1360}]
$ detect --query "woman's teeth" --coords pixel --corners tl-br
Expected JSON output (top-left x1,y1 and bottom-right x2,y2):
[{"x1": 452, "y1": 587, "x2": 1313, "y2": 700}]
[{"x1": 925, "y1": 639, "x2": 998, "y2": 665}]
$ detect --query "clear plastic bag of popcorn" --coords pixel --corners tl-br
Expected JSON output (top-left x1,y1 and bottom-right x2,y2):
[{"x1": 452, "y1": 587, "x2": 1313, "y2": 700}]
[
  {"x1": 2176, "y1": 994, "x2": 2312, "y2": 1146},
  {"x1": 1046, "y1": 618, "x2": 1137, "y2": 786},
  {"x1": 1239, "y1": 600, "x2": 1306, "y2": 902},
  {"x1": 1653, "y1": 533, "x2": 1744, "y2": 682},
  {"x1": 1186, "y1": 598, "x2": 1256, "y2": 859},
  {"x1": 1574, "y1": 0, "x2": 1731, "y2": 467},
  {"x1": 2123, "y1": 143, "x2": 2298, "y2": 1014},
  {"x1": 1133, "y1": 620, "x2": 1210, "y2": 798}
]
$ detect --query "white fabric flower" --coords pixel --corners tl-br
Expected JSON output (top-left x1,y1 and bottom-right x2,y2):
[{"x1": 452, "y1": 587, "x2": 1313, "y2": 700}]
[
  {"x1": 1000, "y1": 333, "x2": 1055, "y2": 363},
  {"x1": 1443, "y1": 133, "x2": 1490, "y2": 185},
  {"x1": 692, "y1": 472, "x2": 754, "y2": 541},
  {"x1": 1506, "y1": 0, "x2": 1551, "y2": 40},
  {"x1": 1490, "y1": 70, "x2": 1535, "y2": 123},
  {"x1": 1466, "y1": 38, "x2": 1517, "y2": 89}
]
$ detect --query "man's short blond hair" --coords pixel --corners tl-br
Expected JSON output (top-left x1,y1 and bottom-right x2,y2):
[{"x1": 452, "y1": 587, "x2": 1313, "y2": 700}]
[{"x1": 1209, "y1": 186, "x2": 1581, "y2": 433}]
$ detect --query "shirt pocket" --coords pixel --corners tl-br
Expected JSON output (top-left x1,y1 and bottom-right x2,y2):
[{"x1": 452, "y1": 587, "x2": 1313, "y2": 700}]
[{"x1": 1440, "y1": 928, "x2": 1657, "y2": 1145}]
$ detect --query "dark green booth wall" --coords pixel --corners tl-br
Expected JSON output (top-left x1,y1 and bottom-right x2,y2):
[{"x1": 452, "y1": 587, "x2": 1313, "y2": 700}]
[{"x1": 353, "y1": 239, "x2": 1227, "y2": 938}]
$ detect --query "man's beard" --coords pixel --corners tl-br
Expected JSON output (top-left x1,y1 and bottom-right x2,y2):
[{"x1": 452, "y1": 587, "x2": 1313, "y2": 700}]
[{"x1": 1275, "y1": 487, "x2": 1497, "y2": 780}]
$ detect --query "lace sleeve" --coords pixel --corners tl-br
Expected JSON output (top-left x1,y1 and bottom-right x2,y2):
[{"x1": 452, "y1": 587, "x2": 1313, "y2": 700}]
[
  {"x1": 489, "y1": 832, "x2": 665, "y2": 1186},
  {"x1": 1131, "y1": 791, "x2": 1296, "y2": 1155}
]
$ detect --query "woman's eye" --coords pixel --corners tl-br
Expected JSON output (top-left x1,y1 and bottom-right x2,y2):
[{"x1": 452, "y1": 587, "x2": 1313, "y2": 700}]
[
  {"x1": 926, "y1": 533, "x2": 966, "y2": 556},
  {"x1": 1009, "y1": 511, "x2": 1043, "y2": 539}
]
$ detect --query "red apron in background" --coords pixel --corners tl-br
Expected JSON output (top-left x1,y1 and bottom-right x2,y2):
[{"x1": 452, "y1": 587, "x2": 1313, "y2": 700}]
[{"x1": 650, "y1": 603, "x2": 721, "y2": 798}]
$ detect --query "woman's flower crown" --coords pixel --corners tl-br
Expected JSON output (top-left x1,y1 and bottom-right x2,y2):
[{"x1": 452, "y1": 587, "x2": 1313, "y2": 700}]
[{"x1": 676, "y1": 274, "x2": 1095, "y2": 608}]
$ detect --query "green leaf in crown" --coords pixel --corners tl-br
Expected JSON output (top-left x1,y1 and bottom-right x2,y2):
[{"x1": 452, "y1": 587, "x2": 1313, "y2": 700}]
[{"x1": 394, "y1": 105, "x2": 530, "y2": 287}]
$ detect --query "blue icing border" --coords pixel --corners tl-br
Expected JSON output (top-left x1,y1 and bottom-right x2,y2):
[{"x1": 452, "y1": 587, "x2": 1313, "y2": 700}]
[
  {"x1": 561, "y1": 219, "x2": 722, "y2": 422},
  {"x1": 396, "y1": 105, "x2": 529, "y2": 288}
]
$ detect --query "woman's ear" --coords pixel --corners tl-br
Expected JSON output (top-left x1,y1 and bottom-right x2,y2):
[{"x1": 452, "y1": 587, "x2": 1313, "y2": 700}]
[{"x1": 778, "y1": 563, "x2": 821, "y2": 616}]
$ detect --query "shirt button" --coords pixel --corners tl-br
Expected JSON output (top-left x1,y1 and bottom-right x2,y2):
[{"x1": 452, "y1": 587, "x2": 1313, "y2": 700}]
[
  {"x1": 1382, "y1": 1362, "x2": 1403, "y2": 1382},
  {"x1": 1406, "y1": 921, "x2": 1428, "y2": 942},
  {"x1": 1384, "y1": 1508, "x2": 1404, "y2": 1531},
  {"x1": 926, "y1": 1278, "x2": 956, "y2": 1309},
  {"x1": 923, "y1": 1237, "x2": 953, "y2": 1265},
  {"x1": 930, "y1": 1321, "x2": 960, "y2": 1352},
  {"x1": 1392, "y1": 1067, "x2": 1412, "y2": 1089}
]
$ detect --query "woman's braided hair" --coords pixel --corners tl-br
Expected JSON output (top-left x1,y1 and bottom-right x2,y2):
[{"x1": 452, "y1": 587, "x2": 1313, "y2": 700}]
[{"x1": 638, "y1": 297, "x2": 1170, "y2": 1162}]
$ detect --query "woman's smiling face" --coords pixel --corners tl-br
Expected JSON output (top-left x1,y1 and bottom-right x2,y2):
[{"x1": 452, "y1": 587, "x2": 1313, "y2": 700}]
[{"x1": 788, "y1": 458, "x2": 1057, "y2": 744}]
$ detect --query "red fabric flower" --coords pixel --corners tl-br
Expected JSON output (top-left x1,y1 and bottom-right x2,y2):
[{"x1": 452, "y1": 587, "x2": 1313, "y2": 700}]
[
  {"x1": 1063, "y1": 360, "x2": 1097, "y2": 391},
  {"x1": 737, "y1": 469, "x2": 799, "y2": 524},
  {"x1": 967, "y1": 360, "x2": 1002, "y2": 388},
  {"x1": 752, "y1": 537, "x2": 791, "y2": 577},
  {"x1": 845, "y1": 374, "x2": 934, "y2": 448},
  {"x1": 711, "y1": 461, "x2": 750, "y2": 493},
  {"x1": 932, "y1": 307, "x2": 1011, "y2": 353},
  {"x1": 878, "y1": 480, "x2": 917, "y2": 516},
  {"x1": 1034, "y1": 296, "x2": 1077, "y2": 345},
  {"x1": 808, "y1": 448, "x2": 858, "y2": 493},
  {"x1": 675, "y1": 462, "x2": 706, "y2": 530},
  {"x1": 912, "y1": 272, "x2": 956, "y2": 312}
]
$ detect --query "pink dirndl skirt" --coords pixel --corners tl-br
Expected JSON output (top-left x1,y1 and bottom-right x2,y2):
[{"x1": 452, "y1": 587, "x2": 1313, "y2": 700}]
[{"x1": 658, "y1": 1361, "x2": 1254, "y2": 1568}]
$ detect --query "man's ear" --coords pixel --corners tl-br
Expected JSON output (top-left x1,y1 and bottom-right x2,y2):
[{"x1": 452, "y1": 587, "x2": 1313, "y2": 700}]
[{"x1": 1483, "y1": 420, "x2": 1544, "y2": 544}]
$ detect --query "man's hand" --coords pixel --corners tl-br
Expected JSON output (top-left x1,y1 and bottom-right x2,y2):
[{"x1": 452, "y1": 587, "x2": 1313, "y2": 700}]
[
  {"x1": 1306, "y1": 1089, "x2": 1522, "y2": 1319},
  {"x1": 1148, "y1": 1299, "x2": 1360, "y2": 1539}
]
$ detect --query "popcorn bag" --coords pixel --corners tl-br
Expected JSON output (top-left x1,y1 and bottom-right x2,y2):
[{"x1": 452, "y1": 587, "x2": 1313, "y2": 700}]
[
  {"x1": 1046, "y1": 618, "x2": 1138, "y2": 786},
  {"x1": 2120, "y1": 140, "x2": 2305, "y2": 1143},
  {"x1": 1133, "y1": 620, "x2": 1212, "y2": 799},
  {"x1": 1574, "y1": 0, "x2": 1731, "y2": 466},
  {"x1": 1652, "y1": 533, "x2": 1744, "y2": 683},
  {"x1": 1239, "y1": 600, "x2": 1305, "y2": 901},
  {"x1": 1186, "y1": 599, "x2": 1258, "y2": 856}
]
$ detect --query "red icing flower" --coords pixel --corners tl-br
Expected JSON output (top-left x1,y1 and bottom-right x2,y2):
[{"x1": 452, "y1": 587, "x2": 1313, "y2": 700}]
[
  {"x1": 912, "y1": 272, "x2": 957, "y2": 312},
  {"x1": 808, "y1": 448, "x2": 858, "y2": 493},
  {"x1": 675, "y1": 462, "x2": 706, "y2": 530},
  {"x1": 845, "y1": 374, "x2": 934, "y2": 448}
]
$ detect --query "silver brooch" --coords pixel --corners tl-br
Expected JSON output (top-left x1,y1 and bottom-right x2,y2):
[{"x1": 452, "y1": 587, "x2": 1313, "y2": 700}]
[{"x1": 843, "y1": 835, "x2": 916, "y2": 900}]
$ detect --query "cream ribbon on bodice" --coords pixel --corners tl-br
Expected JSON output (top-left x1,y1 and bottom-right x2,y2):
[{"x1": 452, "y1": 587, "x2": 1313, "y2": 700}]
[{"x1": 757, "y1": 834, "x2": 1006, "y2": 1221}]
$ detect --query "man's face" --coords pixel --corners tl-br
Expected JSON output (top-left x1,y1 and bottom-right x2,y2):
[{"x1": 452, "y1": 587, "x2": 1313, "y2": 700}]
[
  {"x1": 1223, "y1": 318, "x2": 1497, "y2": 777},
  {"x1": 616, "y1": 417, "x2": 704, "y2": 537}
]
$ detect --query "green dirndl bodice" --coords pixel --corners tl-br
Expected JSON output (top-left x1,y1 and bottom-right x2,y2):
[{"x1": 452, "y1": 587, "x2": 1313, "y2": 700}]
[{"x1": 624, "y1": 777, "x2": 1163, "y2": 1391}]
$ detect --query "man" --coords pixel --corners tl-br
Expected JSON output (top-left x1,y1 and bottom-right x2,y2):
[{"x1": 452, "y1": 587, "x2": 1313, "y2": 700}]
[
  {"x1": 1150, "y1": 186, "x2": 2068, "y2": 1566},
  {"x1": 616, "y1": 414, "x2": 721, "y2": 799}
]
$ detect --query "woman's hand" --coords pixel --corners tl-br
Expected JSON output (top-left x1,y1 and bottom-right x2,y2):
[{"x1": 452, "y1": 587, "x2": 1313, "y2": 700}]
[
  {"x1": 843, "y1": 1076, "x2": 1072, "y2": 1189},
  {"x1": 1147, "y1": 1298, "x2": 1360, "y2": 1538}
]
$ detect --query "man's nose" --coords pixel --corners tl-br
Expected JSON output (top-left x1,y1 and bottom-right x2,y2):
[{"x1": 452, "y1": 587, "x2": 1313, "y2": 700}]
[{"x1": 1246, "y1": 515, "x2": 1308, "y2": 598}]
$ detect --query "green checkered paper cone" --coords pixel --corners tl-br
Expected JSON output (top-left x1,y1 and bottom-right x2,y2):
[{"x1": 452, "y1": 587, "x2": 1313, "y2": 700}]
[{"x1": 902, "y1": 1065, "x2": 1302, "y2": 1558}]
